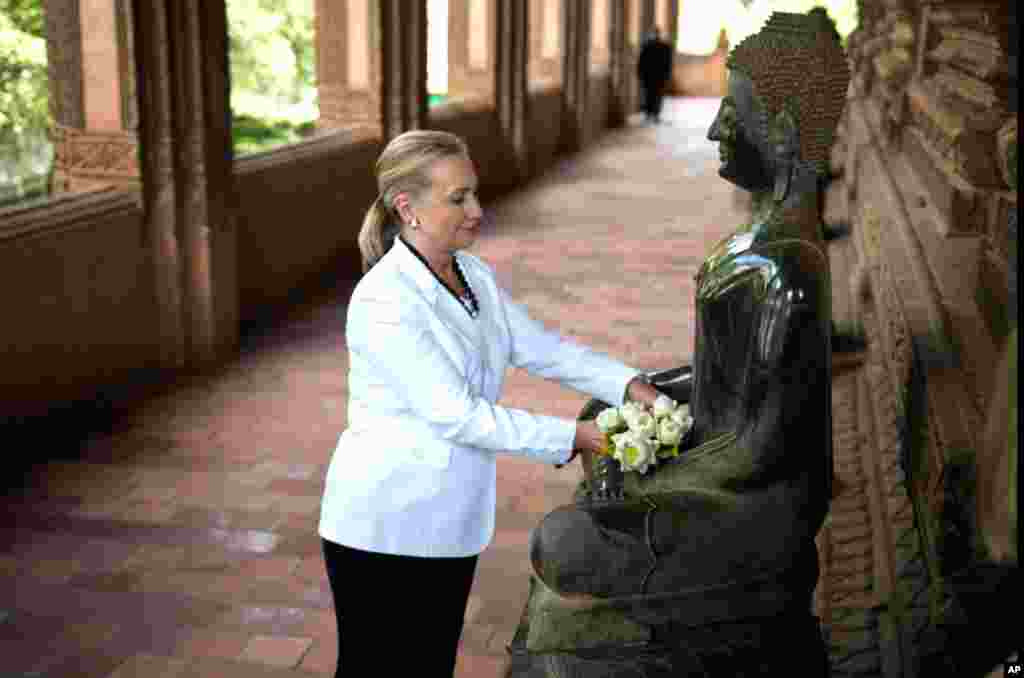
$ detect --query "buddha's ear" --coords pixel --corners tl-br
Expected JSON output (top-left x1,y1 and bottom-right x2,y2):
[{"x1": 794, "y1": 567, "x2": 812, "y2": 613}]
[{"x1": 770, "y1": 106, "x2": 800, "y2": 203}]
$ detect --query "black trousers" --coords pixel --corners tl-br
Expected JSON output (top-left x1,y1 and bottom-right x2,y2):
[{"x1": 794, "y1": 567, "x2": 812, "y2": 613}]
[
  {"x1": 641, "y1": 80, "x2": 667, "y2": 118},
  {"x1": 321, "y1": 538, "x2": 479, "y2": 677}
]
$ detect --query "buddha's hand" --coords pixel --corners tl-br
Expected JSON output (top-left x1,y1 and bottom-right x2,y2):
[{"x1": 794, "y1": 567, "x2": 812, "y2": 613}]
[{"x1": 590, "y1": 482, "x2": 626, "y2": 504}]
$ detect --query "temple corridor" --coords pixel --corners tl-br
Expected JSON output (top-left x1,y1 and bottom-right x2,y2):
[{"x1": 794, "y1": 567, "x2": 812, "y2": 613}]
[
  {"x1": 0, "y1": 93, "x2": 993, "y2": 678},
  {"x1": 0, "y1": 97, "x2": 739, "y2": 677}
]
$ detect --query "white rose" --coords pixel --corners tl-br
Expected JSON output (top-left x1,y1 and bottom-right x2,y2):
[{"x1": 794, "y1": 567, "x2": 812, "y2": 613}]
[
  {"x1": 652, "y1": 394, "x2": 677, "y2": 419},
  {"x1": 657, "y1": 417, "x2": 683, "y2": 447},
  {"x1": 595, "y1": 407, "x2": 627, "y2": 434},
  {"x1": 627, "y1": 411, "x2": 657, "y2": 439},
  {"x1": 610, "y1": 432, "x2": 632, "y2": 462},
  {"x1": 669, "y1": 404, "x2": 691, "y2": 428},
  {"x1": 619, "y1": 433, "x2": 657, "y2": 474},
  {"x1": 619, "y1": 402, "x2": 646, "y2": 427}
]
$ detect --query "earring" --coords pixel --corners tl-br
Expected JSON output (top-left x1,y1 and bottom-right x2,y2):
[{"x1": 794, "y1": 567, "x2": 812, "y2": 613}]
[{"x1": 411, "y1": 218, "x2": 420, "y2": 229}]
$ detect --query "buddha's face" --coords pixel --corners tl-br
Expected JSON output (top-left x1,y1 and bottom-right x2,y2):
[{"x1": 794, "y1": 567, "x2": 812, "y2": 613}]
[{"x1": 707, "y1": 70, "x2": 775, "y2": 191}]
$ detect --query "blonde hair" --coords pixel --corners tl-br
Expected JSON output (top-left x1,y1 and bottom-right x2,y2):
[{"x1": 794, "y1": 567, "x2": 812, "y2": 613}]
[{"x1": 358, "y1": 130, "x2": 470, "y2": 272}]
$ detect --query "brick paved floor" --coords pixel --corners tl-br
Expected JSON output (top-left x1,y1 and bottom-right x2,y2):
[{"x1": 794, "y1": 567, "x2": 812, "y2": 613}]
[{"x1": 0, "y1": 98, "x2": 742, "y2": 677}]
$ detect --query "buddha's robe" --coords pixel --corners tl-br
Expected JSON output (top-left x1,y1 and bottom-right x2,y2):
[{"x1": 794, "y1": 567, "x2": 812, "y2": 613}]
[{"x1": 525, "y1": 222, "x2": 833, "y2": 653}]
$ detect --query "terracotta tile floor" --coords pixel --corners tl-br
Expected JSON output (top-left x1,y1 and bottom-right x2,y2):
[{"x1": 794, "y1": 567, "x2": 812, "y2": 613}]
[{"x1": 0, "y1": 98, "x2": 742, "y2": 677}]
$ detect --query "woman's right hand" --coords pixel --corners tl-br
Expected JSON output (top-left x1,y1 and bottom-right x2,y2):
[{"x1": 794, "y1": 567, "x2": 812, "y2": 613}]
[
  {"x1": 573, "y1": 420, "x2": 606, "y2": 455},
  {"x1": 563, "y1": 420, "x2": 606, "y2": 478}
]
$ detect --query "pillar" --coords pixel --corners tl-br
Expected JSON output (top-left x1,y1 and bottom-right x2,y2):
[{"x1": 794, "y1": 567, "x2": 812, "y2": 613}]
[
  {"x1": 133, "y1": 0, "x2": 237, "y2": 370},
  {"x1": 448, "y1": 0, "x2": 496, "y2": 106},
  {"x1": 640, "y1": 0, "x2": 655, "y2": 39},
  {"x1": 590, "y1": 0, "x2": 611, "y2": 72},
  {"x1": 528, "y1": 0, "x2": 560, "y2": 87},
  {"x1": 381, "y1": 0, "x2": 428, "y2": 138},
  {"x1": 539, "y1": 0, "x2": 563, "y2": 85},
  {"x1": 495, "y1": 0, "x2": 529, "y2": 177},
  {"x1": 608, "y1": 0, "x2": 630, "y2": 127},
  {"x1": 47, "y1": 0, "x2": 140, "y2": 194},
  {"x1": 662, "y1": 0, "x2": 679, "y2": 52},
  {"x1": 316, "y1": 0, "x2": 382, "y2": 137},
  {"x1": 626, "y1": 0, "x2": 643, "y2": 114},
  {"x1": 560, "y1": 0, "x2": 590, "y2": 151}
]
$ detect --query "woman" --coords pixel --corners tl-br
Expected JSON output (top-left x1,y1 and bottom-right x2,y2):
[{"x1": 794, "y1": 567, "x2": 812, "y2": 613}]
[{"x1": 318, "y1": 130, "x2": 659, "y2": 676}]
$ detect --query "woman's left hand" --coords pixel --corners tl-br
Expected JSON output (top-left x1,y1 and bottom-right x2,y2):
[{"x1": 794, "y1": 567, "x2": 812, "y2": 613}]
[{"x1": 626, "y1": 376, "x2": 660, "y2": 407}]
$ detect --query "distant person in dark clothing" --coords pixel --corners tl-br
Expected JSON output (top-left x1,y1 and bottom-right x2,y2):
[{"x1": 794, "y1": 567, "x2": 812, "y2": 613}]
[{"x1": 637, "y1": 28, "x2": 674, "y2": 123}]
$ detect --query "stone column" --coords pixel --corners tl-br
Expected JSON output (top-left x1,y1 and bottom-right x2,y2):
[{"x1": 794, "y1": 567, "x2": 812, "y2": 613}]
[
  {"x1": 44, "y1": 0, "x2": 85, "y2": 130},
  {"x1": 590, "y1": 0, "x2": 611, "y2": 72},
  {"x1": 639, "y1": 0, "x2": 654, "y2": 37},
  {"x1": 527, "y1": 0, "x2": 548, "y2": 86},
  {"x1": 132, "y1": 0, "x2": 238, "y2": 370},
  {"x1": 315, "y1": 0, "x2": 382, "y2": 137},
  {"x1": 608, "y1": 0, "x2": 629, "y2": 126},
  {"x1": 663, "y1": 0, "x2": 679, "y2": 52},
  {"x1": 539, "y1": 0, "x2": 563, "y2": 85},
  {"x1": 624, "y1": 0, "x2": 642, "y2": 114},
  {"x1": 48, "y1": 0, "x2": 140, "y2": 194},
  {"x1": 381, "y1": 0, "x2": 428, "y2": 138},
  {"x1": 172, "y1": 0, "x2": 238, "y2": 366},
  {"x1": 132, "y1": 0, "x2": 185, "y2": 369},
  {"x1": 448, "y1": 0, "x2": 496, "y2": 106},
  {"x1": 495, "y1": 0, "x2": 529, "y2": 178},
  {"x1": 560, "y1": 0, "x2": 590, "y2": 151}
]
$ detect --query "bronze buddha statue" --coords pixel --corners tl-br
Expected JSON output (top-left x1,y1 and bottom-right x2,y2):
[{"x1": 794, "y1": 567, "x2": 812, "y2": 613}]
[{"x1": 509, "y1": 12, "x2": 851, "y2": 677}]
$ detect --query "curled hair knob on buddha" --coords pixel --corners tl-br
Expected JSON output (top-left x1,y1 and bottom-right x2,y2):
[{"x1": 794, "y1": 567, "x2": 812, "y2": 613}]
[
  {"x1": 726, "y1": 11, "x2": 850, "y2": 177},
  {"x1": 357, "y1": 130, "x2": 469, "y2": 273}
]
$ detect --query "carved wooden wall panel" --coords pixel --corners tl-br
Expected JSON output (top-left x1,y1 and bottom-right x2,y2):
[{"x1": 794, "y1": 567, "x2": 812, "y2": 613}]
[{"x1": 835, "y1": 0, "x2": 1018, "y2": 673}]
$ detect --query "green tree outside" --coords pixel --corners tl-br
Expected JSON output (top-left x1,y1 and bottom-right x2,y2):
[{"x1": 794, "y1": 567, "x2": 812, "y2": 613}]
[
  {"x1": 0, "y1": 0, "x2": 51, "y2": 206},
  {"x1": 226, "y1": 0, "x2": 318, "y2": 155}
]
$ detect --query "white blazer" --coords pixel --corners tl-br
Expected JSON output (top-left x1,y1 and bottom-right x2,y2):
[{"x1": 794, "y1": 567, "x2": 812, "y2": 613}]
[{"x1": 318, "y1": 236, "x2": 639, "y2": 557}]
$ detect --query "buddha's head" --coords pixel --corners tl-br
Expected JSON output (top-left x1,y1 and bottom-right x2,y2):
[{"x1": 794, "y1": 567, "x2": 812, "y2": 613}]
[{"x1": 708, "y1": 11, "x2": 850, "y2": 194}]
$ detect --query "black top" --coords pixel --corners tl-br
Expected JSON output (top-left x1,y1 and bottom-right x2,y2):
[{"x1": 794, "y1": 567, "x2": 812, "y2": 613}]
[{"x1": 637, "y1": 38, "x2": 674, "y2": 84}]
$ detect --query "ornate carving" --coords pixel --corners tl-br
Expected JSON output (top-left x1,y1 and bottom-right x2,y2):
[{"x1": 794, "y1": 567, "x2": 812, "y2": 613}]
[
  {"x1": 837, "y1": 1, "x2": 1019, "y2": 672},
  {"x1": 857, "y1": 201, "x2": 884, "y2": 275},
  {"x1": 319, "y1": 86, "x2": 382, "y2": 130},
  {"x1": 909, "y1": 6, "x2": 1012, "y2": 189},
  {"x1": 997, "y1": 117, "x2": 1018, "y2": 192},
  {"x1": 877, "y1": 257, "x2": 913, "y2": 414},
  {"x1": 51, "y1": 124, "x2": 141, "y2": 193},
  {"x1": 875, "y1": 9, "x2": 915, "y2": 147}
]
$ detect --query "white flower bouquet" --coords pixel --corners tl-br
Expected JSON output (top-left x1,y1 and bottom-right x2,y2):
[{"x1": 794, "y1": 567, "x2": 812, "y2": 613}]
[{"x1": 594, "y1": 394, "x2": 694, "y2": 474}]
